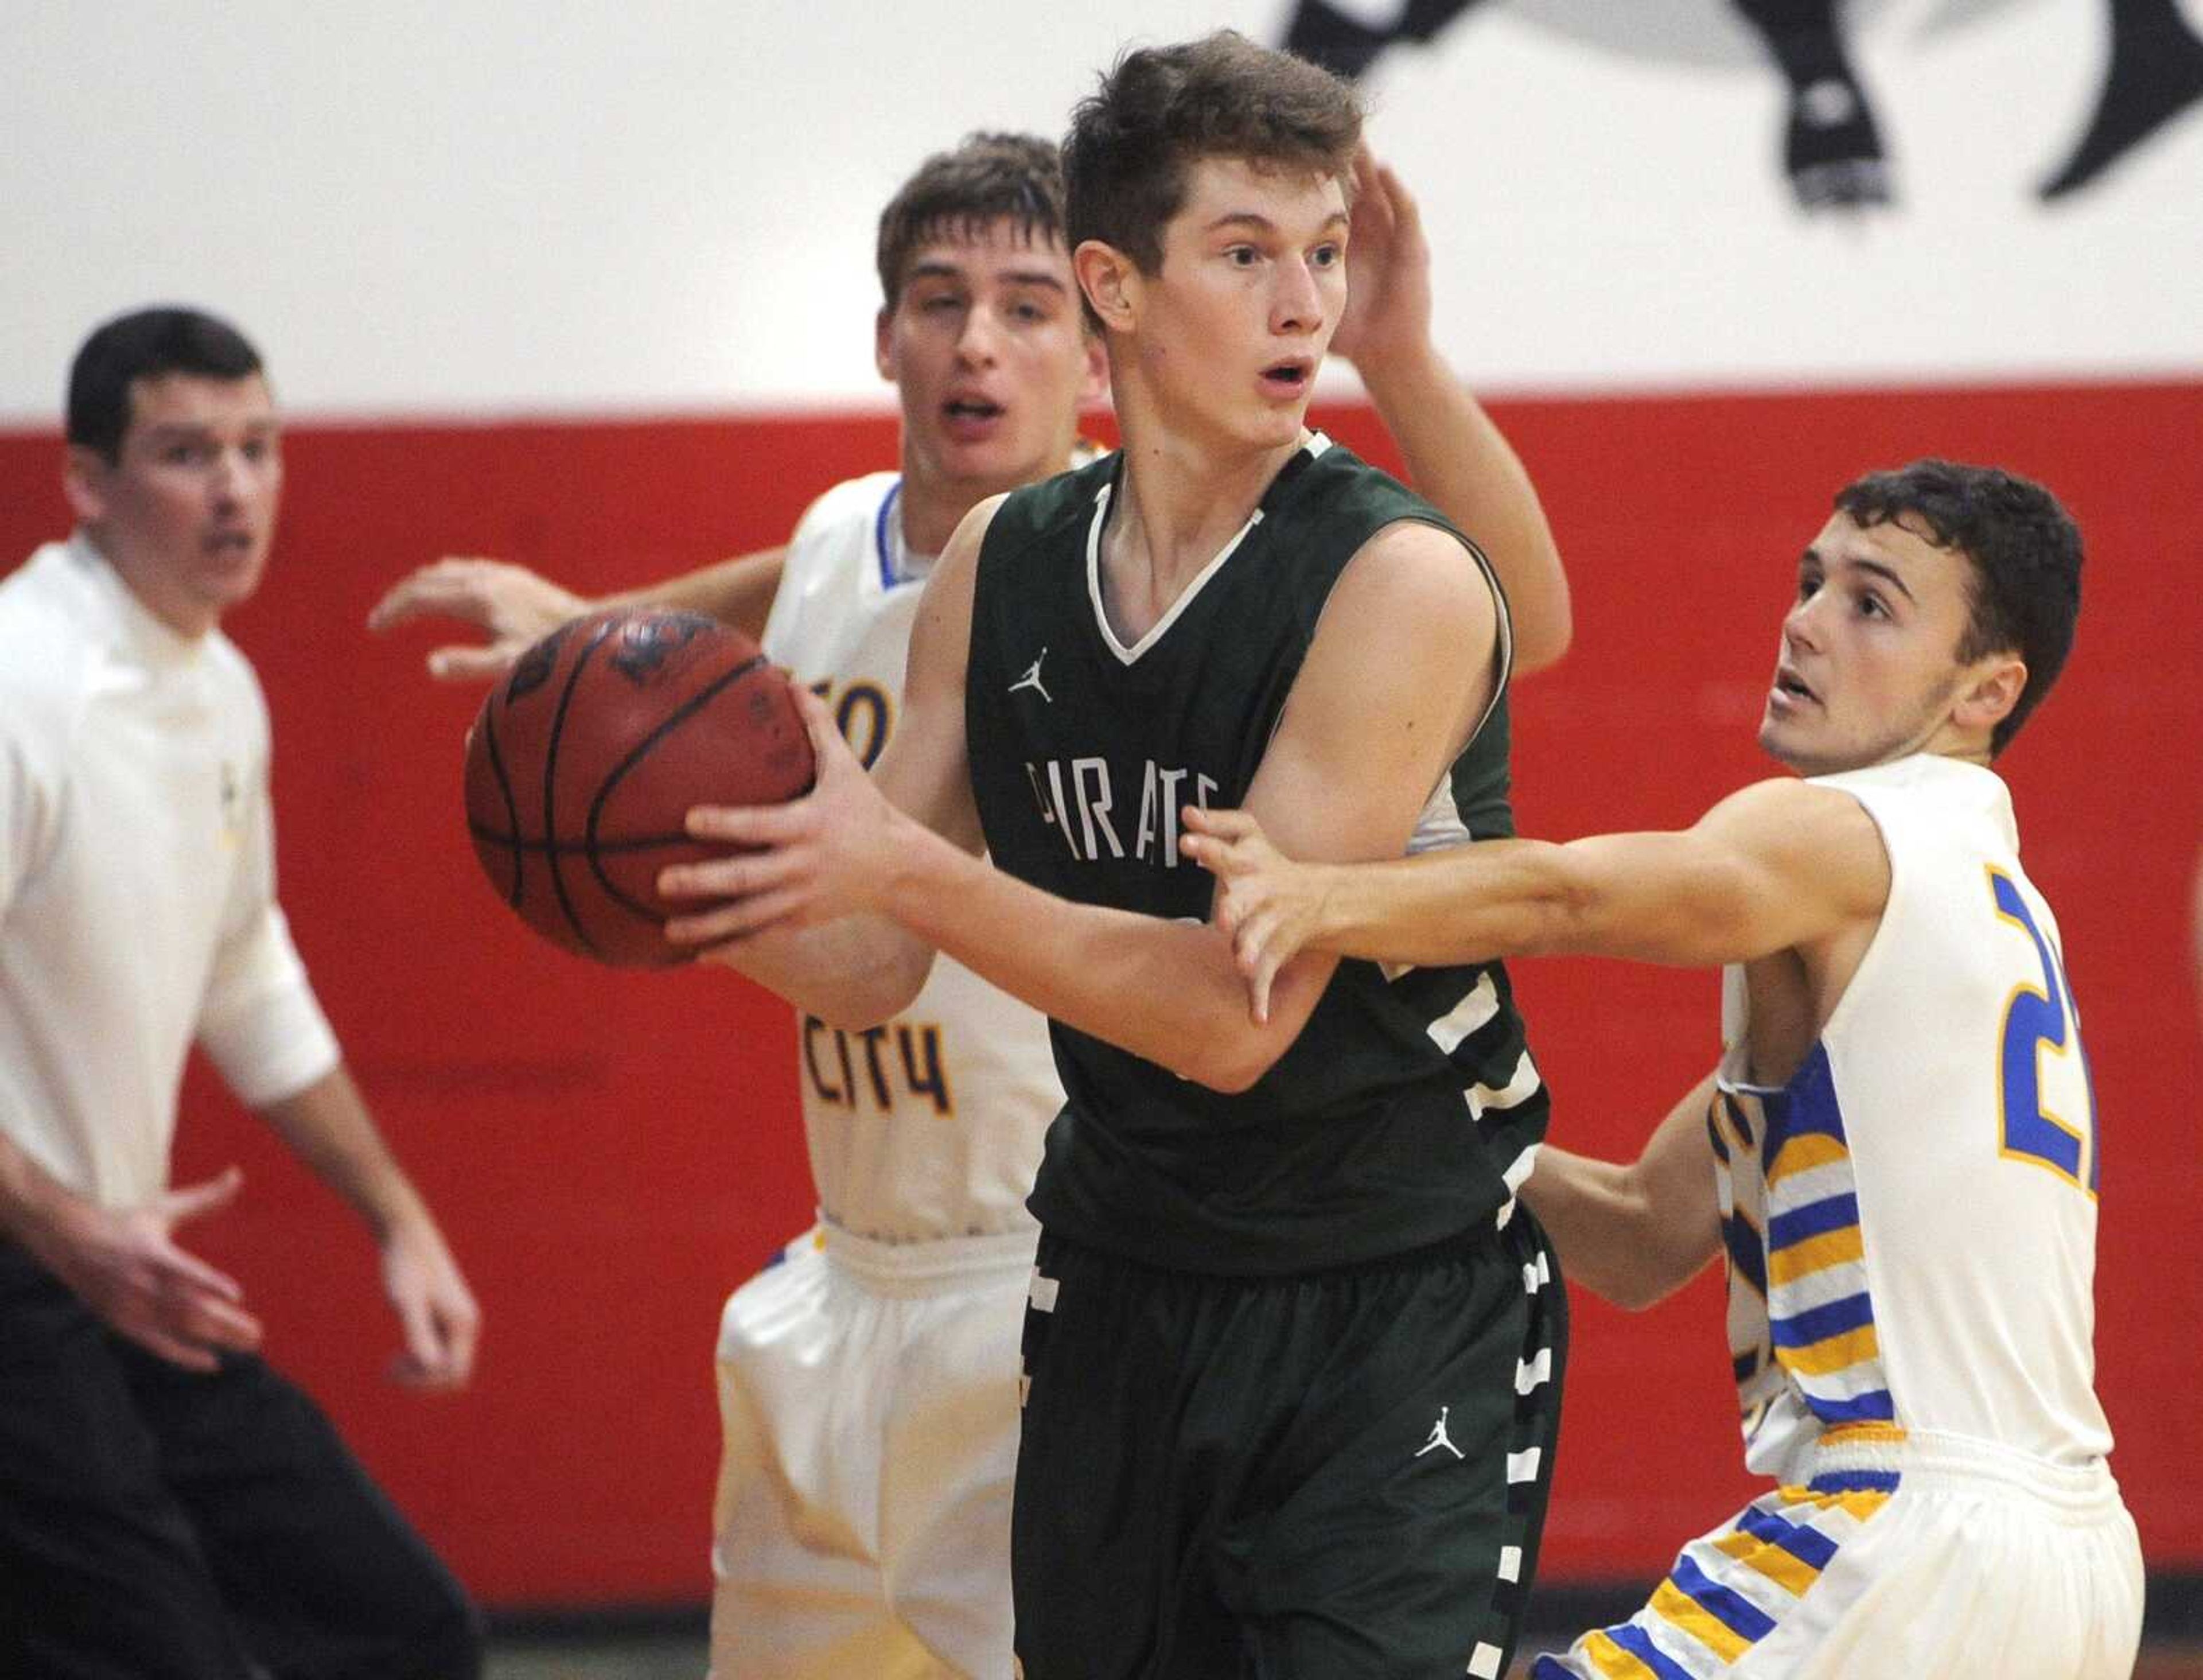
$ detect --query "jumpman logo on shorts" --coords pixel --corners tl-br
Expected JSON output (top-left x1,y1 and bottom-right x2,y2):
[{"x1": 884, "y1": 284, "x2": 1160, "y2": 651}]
[
  {"x1": 1415, "y1": 1405, "x2": 1464, "y2": 1460},
  {"x1": 1009, "y1": 648, "x2": 1052, "y2": 703}
]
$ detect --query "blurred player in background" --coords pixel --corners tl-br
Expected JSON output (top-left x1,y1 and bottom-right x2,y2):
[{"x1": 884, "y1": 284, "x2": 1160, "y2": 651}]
[
  {"x1": 1184, "y1": 460, "x2": 2144, "y2": 1678},
  {"x1": 375, "y1": 115, "x2": 1569, "y2": 1679},
  {"x1": 0, "y1": 307, "x2": 481, "y2": 1678},
  {"x1": 654, "y1": 32, "x2": 1570, "y2": 1678}
]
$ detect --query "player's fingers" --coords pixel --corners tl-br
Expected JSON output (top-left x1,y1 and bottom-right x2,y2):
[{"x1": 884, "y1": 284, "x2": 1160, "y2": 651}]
[
  {"x1": 1181, "y1": 805, "x2": 1257, "y2": 843},
  {"x1": 427, "y1": 643, "x2": 520, "y2": 683},
  {"x1": 1379, "y1": 162, "x2": 1426, "y2": 255},
  {"x1": 169, "y1": 1287, "x2": 264, "y2": 1354},
  {"x1": 666, "y1": 885, "x2": 814, "y2": 948},
  {"x1": 365, "y1": 568, "x2": 492, "y2": 631},
  {"x1": 657, "y1": 842, "x2": 808, "y2": 904},
  {"x1": 148, "y1": 1241, "x2": 250, "y2": 1309},
  {"x1": 682, "y1": 800, "x2": 811, "y2": 850},
  {"x1": 436, "y1": 1297, "x2": 481, "y2": 1387}
]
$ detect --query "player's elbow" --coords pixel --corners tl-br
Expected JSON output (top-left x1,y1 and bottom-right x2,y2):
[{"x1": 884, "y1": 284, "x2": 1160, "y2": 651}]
[
  {"x1": 1509, "y1": 608, "x2": 1573, "y2": 678},
  {"x1": 1176, "y1": 1025, "x2": 1288, "y2": 1095}
]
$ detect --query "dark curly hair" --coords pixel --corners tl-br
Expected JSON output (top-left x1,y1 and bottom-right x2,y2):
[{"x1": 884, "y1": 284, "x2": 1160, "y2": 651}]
[{"x1": 1835, "y1": 459, "x2": 2083, "y2": 756}]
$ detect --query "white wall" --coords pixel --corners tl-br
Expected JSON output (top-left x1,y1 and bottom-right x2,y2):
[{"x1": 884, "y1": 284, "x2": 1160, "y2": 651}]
[{"x1": 3, "y1": 0, "x2": 2197, "y2": 421}]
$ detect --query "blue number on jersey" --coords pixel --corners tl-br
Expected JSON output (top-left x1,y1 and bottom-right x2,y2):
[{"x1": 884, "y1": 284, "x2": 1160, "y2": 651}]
[{"x1": 1989, "y1": 868, "x2": 2098, "y2": 1195}]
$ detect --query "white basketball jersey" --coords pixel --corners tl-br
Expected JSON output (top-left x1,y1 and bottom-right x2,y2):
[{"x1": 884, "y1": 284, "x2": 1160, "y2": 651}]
[
  {"x1": 762, "y1": 473, "x2": 1062, "y2": 1242},
  {"x1": 1714, "y1": 754, "x2": 2112, "y2": 1481}
]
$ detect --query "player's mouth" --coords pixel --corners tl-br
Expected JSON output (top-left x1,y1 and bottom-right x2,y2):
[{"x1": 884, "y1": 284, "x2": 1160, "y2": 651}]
[
  {"x1": 942, "y1": 395, "x2": 1006, "y2": 442},
  {"x1": 1259, "y1": 358, "x2": 1314, "y2": 400},
  {"x1": 203, "y1": 529, "x2": 259, "y2": 558},
  {"x1": 1769, "y1": 664, "x2": 1819, "y2": 708}
]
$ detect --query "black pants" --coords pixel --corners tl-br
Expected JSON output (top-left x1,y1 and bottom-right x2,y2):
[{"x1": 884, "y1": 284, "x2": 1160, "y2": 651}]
[
  {"x1": 0, "y1": 1240, "x2": 481, "y2": 1680},
  {"x1": 1013, "y1": 1214, "x2": 1568, "y2": 1679}
]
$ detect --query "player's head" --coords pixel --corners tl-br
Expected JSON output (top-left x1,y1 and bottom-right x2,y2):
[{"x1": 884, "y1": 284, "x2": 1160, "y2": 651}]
[
  {"x1": 1760, "y1": 460, "x2": 2081, "y2": 773},
  {"x1": 873, "y1": 133, "x2": 1104, "y2": 504},
  {"x1": 1063, "y1": 31, "x2": 1361, "y2": 447},
  {"x1": 63, "y1": 306, "x2": 282, "y2": 637}
]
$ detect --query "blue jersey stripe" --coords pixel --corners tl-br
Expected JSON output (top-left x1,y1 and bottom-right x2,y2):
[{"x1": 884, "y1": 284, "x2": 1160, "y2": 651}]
[
  {"x1": 1722, "y1": 1212, "x2": 1768, "y2": 1296},
  {"x1": 1670, "y1": 1553, "x2": 1779, "y2": 1643},
  {"x1": 1737, "y1": 1502, "x2": 1839, "y2": 1571},
  {"x1": 1808, "y1": 1387, "x2": 1895, "y2": 1424},
  {"x1": 1762, "y1": 1041, "x2": 1846, "y2": 1160},
  {"x1": 1609, "y1": 1621, "x2": 1698, "y2": 1680},
  {"x1": 1768, "y1": 1192, "x2": 1859, "y2": 1251},
  {"x1": 1807, "y1": 1468, "x2": 1901, "y2": 1495},
  {"x1": 1770, "y1": 1290, "x2": 1875, "y2": 1348}
]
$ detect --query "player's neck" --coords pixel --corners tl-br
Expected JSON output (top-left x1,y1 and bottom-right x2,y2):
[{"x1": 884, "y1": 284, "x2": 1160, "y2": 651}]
[
  {"x1": 1107, "y1": 423, "x2": 1303, "y2": 597},
  {"x1": 899, "y1": 455, "x2": 1075, "y2": 558}
]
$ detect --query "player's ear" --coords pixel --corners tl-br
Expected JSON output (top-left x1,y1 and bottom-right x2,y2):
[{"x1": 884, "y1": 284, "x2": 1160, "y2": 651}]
[
  {"x1": 63, "y1": 445, "x2": 109, "y2": 526},
  {"x1": 1955, "y1": 653, "x2": 2026, "y2": 738},
  {"x1": 875, "y1": 306, "x2": 897, "y2": 383},
  {"x1": 1074, "y1": 240, "x2": 1138, "y2": 335}
]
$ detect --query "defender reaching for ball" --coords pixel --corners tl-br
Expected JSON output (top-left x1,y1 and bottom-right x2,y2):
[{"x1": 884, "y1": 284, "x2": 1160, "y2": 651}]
[
  {"x1": 375, "y1": 128, "x2": 1571, "y2": 1680},
  {"x1": 656, "y1": 37, "x2": 1568, "y2": 1679},
  {"x1": 1179, "y1": 461, "x2": 2144, "y2": 1678}
]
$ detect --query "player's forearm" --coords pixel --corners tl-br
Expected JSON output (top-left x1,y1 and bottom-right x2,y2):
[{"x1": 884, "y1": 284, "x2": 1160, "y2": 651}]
[
  {"x1": 255, "y1": 1066, "x2": 435, "y2": 1243},
  {"x1": 602, "y1": 547, "x2": 787, "y2": 644},
  {"x1": 1297, "y1": 838, "x2": 1589, "y2": 966},
  {"x1": 1522, "y1": 1076, "x2": 1721, "y2": 1308},
  {"x1": 888, "y1": 823, "x2": 1320, "y2": 1092},
  {"x1": 710, "y1": 911, "x2": 935, "y2": 1030},
  {"x1": 1355, "y1": 345, "x2": 1570, "y2": 674}
]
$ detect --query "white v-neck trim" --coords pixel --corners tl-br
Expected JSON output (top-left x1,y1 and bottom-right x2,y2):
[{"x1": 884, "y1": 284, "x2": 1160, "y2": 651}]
[{"x1": 1084, "y1": 433, "x2": 1330, "y2": 667}]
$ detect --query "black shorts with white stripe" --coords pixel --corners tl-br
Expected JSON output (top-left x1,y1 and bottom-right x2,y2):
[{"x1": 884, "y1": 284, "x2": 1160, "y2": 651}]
[{"x1": 1011, "y1": 1211, "x2": 1568, "y2": 1679}]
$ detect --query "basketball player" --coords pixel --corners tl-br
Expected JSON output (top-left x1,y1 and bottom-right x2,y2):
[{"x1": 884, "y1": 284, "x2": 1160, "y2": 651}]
[
  {"x1": 373, "y1": 124, "x2": 1570, "y2": 1678},
  {"x1": 1180, "y1": 460, "x2": 2145, "y2": 1677},
  {"x1": 0, "y1": 308, "x2": 481, "y2": 1677},
  {"x1": 655, "y1": 35, "x2": 1566, "y2": 1679}
]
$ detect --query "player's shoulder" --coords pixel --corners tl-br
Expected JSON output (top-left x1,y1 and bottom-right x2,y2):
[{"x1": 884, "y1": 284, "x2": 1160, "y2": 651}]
[
  {"x1": 987, "y1": 450, "x2": 1115, "y2": 558},
  {"x1": 788, "y1": 470, "x2": 901, "y2": 549},
  {"x1": 0, "y1": 546, "x2": 102, "y2": 768}
]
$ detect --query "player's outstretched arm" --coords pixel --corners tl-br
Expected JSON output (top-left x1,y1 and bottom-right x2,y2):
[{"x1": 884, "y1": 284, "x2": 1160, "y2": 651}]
[
  {"x1": 663, "y1": 511, "x2": 1500, "y2": 1092},
  {"x1": 1520, "y1": 1072, "x2": 1723, "y2": 1310},
  {"x1": 1337, "y1": 146, "x2": 1571, "y2": 674},
  {"x1": 1184, "y1": 776, "x2": 1887, "y2": 1018},
  {"x1": 367, "y1": 546, "x2": 788, "y2": 681}
]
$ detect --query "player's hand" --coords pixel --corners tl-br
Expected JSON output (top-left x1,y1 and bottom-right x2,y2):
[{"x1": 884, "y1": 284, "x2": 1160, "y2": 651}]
[
  {"x1": 367, "y1": 557, "x2": 590, "y2": 682},
  {"x1": 660, "y1": 686, "x2": 910, "y2": 947},
  {"x1": 30, "y1": 1168, "x2": 264, "y2": 1372},
  {"x1": 1329, "y1": 146, "x2": 1435, "y2": 377},
  {"x1": 377, "y1": 1214, "x2": 480, "y2": 1390},
  {"x1": 1180, "y1": 807, "x2": 1333, "y2": 1025}
]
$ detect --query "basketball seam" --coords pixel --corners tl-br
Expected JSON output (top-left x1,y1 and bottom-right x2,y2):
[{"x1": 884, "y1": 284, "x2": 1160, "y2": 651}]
[
  {"x1": 582, "y1": 653, "x2": 772, "y2": 924},
  {"x1": 542, "y1": 620, "x2": 622, "y2": 960},
  {"x1": 481, "y1": 705, "x2": 525, "y2": 908}
]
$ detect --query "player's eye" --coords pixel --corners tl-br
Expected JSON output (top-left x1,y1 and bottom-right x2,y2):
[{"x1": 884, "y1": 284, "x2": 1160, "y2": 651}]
[
  {"x1": 1311, "y1": 243, "x2": 1342, "y2": 268},
  {"x1": 1225, "y1": 246, "x2": 1260, "y2": 268}
]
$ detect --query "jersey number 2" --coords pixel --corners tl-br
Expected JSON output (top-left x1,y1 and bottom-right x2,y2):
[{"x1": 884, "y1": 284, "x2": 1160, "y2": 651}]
[{"x1": 1990, "y1": 869, "x2": 2098, "y2": 1196}]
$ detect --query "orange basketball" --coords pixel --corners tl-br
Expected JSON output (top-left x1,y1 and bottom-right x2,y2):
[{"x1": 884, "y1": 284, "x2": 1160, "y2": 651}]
[{"x1": 463, "y1": 609, "x2": 814, "y2": 967}]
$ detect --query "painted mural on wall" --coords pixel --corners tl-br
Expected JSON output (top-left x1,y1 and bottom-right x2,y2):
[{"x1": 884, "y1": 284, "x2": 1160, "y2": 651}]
[{"x1": 1282, "y1": 0, "x2": 2203, "y2": 208}]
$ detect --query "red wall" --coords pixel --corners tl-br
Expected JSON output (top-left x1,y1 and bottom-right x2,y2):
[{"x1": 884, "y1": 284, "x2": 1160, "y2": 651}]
[{"x1": 2, "y1": 381, "x2": 2197, "y2": 1604}]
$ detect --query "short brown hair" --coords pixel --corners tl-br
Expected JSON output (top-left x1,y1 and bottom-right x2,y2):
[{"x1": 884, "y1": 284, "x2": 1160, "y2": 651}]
[
  {"x1": 875, "y1": 133, "x2": 1067, "y2": 310},
  {"x1": 1063, "y1": 30, "x2": 1361, "y2": 279}
]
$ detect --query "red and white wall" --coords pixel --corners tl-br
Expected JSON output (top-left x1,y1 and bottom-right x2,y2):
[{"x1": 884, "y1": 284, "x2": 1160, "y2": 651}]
[{"x1": 2, "y1": 0, "x2": 2198, "y2": 1608}]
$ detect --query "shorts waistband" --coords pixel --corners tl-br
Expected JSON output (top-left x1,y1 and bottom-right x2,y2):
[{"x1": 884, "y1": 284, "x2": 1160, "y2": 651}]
[
  {"x1": 809, "y1": 1220, "x2": 1040, "y2": 1293},
  {"x1": 1808, "y1": 1426, "x2": 2126, "y2": 1522}
]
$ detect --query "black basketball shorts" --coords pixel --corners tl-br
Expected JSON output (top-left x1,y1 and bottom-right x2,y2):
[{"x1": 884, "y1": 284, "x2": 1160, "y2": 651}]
[{"x1": 1011, "y1": 1212, "x2": 1568, "y2": 1680}]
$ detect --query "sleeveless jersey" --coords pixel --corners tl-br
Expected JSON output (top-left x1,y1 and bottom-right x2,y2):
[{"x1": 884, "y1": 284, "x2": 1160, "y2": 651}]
[
  {"x1": 1712, "y1": 753, "x2": 2113, "y2": 1480},
  {"x1": 964, "y1": 436, "x2": 1548, "y2": 1277},
  {"x1": 762, "y1": 472, "x2": 1062, "y2": 1242}
]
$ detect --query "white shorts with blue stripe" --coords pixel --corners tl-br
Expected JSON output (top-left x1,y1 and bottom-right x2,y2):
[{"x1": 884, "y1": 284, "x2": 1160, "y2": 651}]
[{"x1": 1527, "y1": 1429, "x2": 2141, "y2": 1679}]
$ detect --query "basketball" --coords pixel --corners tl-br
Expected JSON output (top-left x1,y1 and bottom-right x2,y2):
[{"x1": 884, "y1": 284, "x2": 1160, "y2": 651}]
[{"x1": 462, "y1": 609, "x2": 815, "y2": 967}]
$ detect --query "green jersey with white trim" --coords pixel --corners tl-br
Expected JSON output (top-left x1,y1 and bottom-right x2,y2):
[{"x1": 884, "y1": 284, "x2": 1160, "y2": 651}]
[{"x1": 964, "y1": 437, "x2": 1550, "y2": 1276}]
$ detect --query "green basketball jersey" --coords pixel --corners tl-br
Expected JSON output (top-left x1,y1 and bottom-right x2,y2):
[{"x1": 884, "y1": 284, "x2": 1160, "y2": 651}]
[{"x1": 966, "y1": 436, "x2": 1549, "y2": 1275}]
